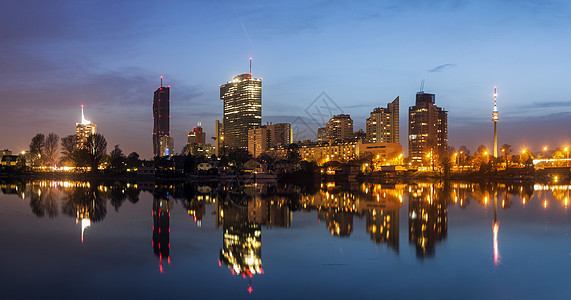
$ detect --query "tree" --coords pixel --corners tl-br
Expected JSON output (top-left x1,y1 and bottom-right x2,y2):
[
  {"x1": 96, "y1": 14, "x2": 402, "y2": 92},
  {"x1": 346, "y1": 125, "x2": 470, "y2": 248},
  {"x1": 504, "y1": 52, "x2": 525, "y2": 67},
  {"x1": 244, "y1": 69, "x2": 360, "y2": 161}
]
[
  {"x1": 29, "y1": 133, "x2": 46, "y2": 166},
  {"x1": 519, "y1": 150, "x2": 533, "y2": 166},
  {"x1": 43, "y1": 133, "x2": 59, "y2": 167},
  {"x1": 257, "y1": 152, "x2": 277, "y2": 170},
  {"x1": 458, "y1": 145, "x2": 470, "y2": 170},
  {"x1": 471, "y1": 145, "x2": 489, "y2": 168},
  {"x1": 83, "y1": 134, "x2": 107, "y2": 172},
  {"x1": 500, "y1": 144, "x2": 512, "y2": 167},
  {"x1": 227, "y1": 148, "x2": 252, "y2": 167},
  {"x1": 109, "y1": 145, "x2": 126, "y2": 172},
  {"x1": 61, "y1": 135, "x2": 77, "y2": 166},
  {"x1": 126, "y1": 152, "x2": 141, "y2": 169},
  {"x1": 286, "y1": 143, "x2": 301, "y2": 163}
]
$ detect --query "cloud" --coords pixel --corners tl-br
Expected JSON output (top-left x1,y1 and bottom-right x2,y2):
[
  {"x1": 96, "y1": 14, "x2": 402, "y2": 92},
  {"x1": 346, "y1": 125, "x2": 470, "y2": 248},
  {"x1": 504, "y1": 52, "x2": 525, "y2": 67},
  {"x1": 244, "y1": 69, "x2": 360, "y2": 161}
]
[
  {"x1": 526, "y1": 101, "x2": 571, "y2": 108},
  {"x1": 428, "y1": 64, "x2": 456, "y2": 73}
]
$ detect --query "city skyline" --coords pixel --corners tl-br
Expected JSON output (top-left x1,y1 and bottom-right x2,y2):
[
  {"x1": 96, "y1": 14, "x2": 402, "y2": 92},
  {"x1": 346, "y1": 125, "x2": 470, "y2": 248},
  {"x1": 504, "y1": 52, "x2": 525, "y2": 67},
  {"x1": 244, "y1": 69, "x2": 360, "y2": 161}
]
[{"x1": 2, "y1": 1, "x2": 571, "y2": 158}]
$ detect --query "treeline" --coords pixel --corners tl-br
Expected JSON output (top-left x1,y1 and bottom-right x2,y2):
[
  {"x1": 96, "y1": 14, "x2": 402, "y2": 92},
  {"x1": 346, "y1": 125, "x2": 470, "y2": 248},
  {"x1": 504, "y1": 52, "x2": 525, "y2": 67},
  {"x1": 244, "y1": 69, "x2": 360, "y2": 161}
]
[{"x1": 17, "y1": 133, "x2": 141, "y2": 173}]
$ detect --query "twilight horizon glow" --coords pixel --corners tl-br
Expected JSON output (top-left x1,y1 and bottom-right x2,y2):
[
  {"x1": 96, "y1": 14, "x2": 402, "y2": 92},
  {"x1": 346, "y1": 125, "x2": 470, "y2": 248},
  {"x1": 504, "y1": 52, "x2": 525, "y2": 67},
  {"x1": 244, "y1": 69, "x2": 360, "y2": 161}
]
[{"x1": 1, "y1": 0, "x2": 571, "y2": 159}]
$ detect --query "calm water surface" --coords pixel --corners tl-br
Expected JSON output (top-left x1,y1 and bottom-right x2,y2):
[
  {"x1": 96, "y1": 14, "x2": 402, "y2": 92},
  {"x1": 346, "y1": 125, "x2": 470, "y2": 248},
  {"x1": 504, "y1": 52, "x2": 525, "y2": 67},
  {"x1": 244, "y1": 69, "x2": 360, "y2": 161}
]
[{"x1": 0, "y1": 180, "x2": 569, "y2": 299}]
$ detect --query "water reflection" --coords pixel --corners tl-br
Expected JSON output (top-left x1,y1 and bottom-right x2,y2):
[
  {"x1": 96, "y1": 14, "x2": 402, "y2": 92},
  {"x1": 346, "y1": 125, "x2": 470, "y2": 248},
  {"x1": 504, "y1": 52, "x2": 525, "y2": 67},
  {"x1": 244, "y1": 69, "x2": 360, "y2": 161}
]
[
  {"x1": 152, "y1": 189, "x2": 171, "y2": 272},
  {"x1": 2, "y1": 179, "x2": 570, "y2": 267}
]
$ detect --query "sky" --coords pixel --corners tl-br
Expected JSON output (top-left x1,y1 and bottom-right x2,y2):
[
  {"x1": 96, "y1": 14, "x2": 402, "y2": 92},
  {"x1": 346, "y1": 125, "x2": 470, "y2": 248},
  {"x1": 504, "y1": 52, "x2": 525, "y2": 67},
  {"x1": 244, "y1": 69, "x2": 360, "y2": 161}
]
[{"x1": 1, "y1": 0, "x2": 571, "y2": 159}]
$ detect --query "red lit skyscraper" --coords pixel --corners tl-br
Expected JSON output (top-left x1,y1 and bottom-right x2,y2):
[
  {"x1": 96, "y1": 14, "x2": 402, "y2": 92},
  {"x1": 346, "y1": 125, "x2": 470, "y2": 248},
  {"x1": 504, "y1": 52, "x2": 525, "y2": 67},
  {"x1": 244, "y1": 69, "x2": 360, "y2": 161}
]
[{"x1": 153, "y1": 77, "x2": 170, "y2": 157}]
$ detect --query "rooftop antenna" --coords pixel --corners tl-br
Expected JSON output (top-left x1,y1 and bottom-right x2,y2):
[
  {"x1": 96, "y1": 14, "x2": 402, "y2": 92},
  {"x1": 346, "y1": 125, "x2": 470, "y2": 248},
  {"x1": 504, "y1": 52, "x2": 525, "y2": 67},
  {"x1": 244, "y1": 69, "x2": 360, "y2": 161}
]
[
  {"x1": 249, "y1": 57, "x2": 252, "y2": 75},
  {"x1": 160, "y1": 75, "x2": 163, "y2": 88},
  {"x1": 420, "y1": 79, "x2": 425, "y2": 92}
]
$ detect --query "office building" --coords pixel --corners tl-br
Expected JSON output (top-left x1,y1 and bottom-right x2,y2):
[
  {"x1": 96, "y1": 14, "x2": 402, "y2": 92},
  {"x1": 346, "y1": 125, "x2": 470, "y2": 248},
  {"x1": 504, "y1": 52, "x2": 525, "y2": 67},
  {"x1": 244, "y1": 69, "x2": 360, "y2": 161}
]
[
  {"x1": 75, "y1": 105, "x2": 97, "y2": 149},
  {"x1": 220, "y1": 71, "x2": 262, "y2": 150},
  {"x1": 408, "y1": 91, "x2": 448, "y2": 166},
  {"x1": 317, "y1": 127, "x2": 327, "y2": 142},
  {"x1": 326, "y1": 114, "x2": 353, "y2": 141},
  {"x1": 366, "y1": 97, "x2": 399, "y2": 143},
  {"x1": 159, "y1": 136, "x2": 174, "y2": 157},
  {"x1": 248, "y1": 126, "x2": 270, "y2": 158},
  {"x1": 267, "y1": 123, "x2": 291, "y2": 147},
  {"x1": 153, "y1": 77, "x2": 170, "y2": 157},
  {"x1": 188, "y1": 124, "x2": 206, "y2": 146}
]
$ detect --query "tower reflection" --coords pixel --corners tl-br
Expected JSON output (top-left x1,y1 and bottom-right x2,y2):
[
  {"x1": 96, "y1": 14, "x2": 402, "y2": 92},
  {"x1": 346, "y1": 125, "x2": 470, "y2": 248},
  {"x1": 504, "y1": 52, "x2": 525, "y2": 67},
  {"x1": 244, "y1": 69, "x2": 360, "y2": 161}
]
[
  {"x1": 493, "y1": 190, "x2": 500, "y2": 266},
  {"x1": 217, "y1": 186, "x2": 263, "y2": 278},
  {"x1": 152, "y1": 190, "x2": 171, "y2": 273}
]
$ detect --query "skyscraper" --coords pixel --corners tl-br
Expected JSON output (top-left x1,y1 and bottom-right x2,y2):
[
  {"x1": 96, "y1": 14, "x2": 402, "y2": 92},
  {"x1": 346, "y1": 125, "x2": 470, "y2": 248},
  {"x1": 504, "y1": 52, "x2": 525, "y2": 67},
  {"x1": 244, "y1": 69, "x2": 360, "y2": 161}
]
[
  {"x1": 220, "y1": 68, "x2": 262, "y2": 150},
  {"x1": 75, "y1": 105, "x2": 97, "y2": 149},
  {"x1": 408, "y1": 91, "x2": 448, "y2": 166},
  {"x1": 326, "y1": 114, "x2": 353, "y2": 141},
  {"x1": 366, "y1": 97, "x2": 399, "y2": 144},
  {"x1": 188, "y1": 124, "x2": 206, "y2": 146},
  {"x1": 153, "y1": 77, "x2": 170, "y2": 157}
]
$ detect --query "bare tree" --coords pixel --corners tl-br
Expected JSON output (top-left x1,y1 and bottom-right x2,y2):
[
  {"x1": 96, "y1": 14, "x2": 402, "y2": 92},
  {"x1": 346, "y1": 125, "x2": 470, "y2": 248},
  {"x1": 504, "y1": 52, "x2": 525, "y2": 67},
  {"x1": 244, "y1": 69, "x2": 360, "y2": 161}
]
[
  {"x1": 501, "y1": 144, "x2": 512, "y2": 167},
  {"x1": 83, "y1": 133, "x2": 107, "y2": 172},
  {"x1": 29, "y1": 133, "x2": 45, "y2": 166},
  {"x1": 61, "y1": 135, "x2": 77, "y2": 166},
  {"x1": 43, "y1": 133, "x2": 59, "y2": 166}
]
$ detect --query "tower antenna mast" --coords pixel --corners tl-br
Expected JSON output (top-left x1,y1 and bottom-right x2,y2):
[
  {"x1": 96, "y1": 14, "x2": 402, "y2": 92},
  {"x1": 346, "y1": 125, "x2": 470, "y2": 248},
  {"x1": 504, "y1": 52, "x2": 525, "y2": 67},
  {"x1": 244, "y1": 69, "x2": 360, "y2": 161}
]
[{"x1": 249, "y1": 57, "x2": 252, "y2": 75}]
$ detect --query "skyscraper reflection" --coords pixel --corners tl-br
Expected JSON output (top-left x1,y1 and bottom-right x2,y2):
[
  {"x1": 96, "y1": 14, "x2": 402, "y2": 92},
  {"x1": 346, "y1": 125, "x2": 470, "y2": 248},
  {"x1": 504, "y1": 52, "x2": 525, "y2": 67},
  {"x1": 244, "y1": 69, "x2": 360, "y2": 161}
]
[
  {"x1": 152, "y1": 192, "x2": 171, "y2": 273},
  {"x1": 217, "y1": 189, "x2": 263, "y2": 278},
  {"x1": 408, "y1": 184, "x2": 448, "y2": 258}
]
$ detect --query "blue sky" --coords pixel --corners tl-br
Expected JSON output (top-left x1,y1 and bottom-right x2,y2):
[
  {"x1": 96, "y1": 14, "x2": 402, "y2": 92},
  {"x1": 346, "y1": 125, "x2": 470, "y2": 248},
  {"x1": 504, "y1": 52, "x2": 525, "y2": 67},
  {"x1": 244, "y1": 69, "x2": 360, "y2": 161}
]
[{"x1": 1, "y1": 0, "x2": 571, "y2": 158}]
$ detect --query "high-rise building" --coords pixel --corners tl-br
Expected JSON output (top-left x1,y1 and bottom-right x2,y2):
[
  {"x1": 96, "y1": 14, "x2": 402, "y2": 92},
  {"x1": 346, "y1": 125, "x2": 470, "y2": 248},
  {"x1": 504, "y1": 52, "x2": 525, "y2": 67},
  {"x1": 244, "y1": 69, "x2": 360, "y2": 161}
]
[
  {"x1": 408, "y1": 91, "x2": 447, "y2": 166},
  {"x1": 215, "y1": 120, "x2": 223, "y2": 157},
  {"x1": 188, "y1": 124, "x2": 206, "y2": 146},
  {"x1": 366, "y1": 97, "x2": 399, "y2": 144},
  {"x1": 159, "y1": 136, "x2": 174, "y2": 157},
  {"x1": 153, "y1": 77, "x2": 170, "y2": 157},
  {"x1": 75, "y1": 105, "x2": 97, "y2": 149},
  {"x1": 248, "y1": 126, "x2": 270, "y2": 158},
  {"x1": 267, "y1": 123, "x2": 291, "y2": 148},
  {"x1": 317, "y1": 127, "x2": 328, "y2": 142},
  {"x1": 220, "y1": 71, "x2": 262, "y2": 150},
  {"x1": 248, "y1": 123, "x2": 292, "y2": 157},
  {"x1": 326, "y1": 114, "x2": 353, "y2": 141}
]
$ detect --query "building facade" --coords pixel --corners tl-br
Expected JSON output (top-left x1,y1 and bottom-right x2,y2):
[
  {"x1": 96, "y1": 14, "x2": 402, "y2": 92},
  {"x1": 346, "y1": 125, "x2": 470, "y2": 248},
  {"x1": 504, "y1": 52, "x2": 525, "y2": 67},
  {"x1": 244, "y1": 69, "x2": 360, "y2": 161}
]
[
  {"x1": 267, "y1": 140, "x2": 402, "y2": 165},
  {"x1": 75, "y1": 105, "x2": 97, "y2": 149},
  {"x1": 366, "y1": 96, "x2": 399, "y2": 144},
  {"x1": 248, "y1": 126, "x2": 270, "y2": 158},
  {"x1": 220, "y1": 73, "x2": 262, "y2": 150},
  {"x1": 267, "y1": 123, "x2": 291, "y2": 148},
  {"x1": 326, "y1": 114, "x2": 353, "y2": 141},
  {"x1": 188, "y1": 125, "x2": 206, "y2": 146},
  {"x1": 159, "y1": 136, "x2": 174, "y2": 157},
  {"x1": 153, "y1": 79, "x2": 170, "y2": 157},
  {"x1": 408, "y1": 92, "x2": 448, "y2": 166}
]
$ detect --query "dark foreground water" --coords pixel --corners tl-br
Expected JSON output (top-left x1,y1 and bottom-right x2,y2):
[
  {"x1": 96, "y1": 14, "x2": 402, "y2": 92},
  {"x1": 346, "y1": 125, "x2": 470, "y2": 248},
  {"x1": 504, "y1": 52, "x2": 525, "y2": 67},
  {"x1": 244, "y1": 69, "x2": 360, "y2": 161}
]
[{"x1": 0, "y1": 180, "x2": 569, "y2": 299}]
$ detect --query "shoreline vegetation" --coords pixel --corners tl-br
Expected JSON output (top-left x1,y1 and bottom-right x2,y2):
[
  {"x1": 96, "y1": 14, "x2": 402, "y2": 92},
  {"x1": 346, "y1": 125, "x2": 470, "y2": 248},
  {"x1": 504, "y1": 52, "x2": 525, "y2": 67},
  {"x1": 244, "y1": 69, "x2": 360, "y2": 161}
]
[{"x1": 1, "y1": 166, "x2": 569, "y2": 185}]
